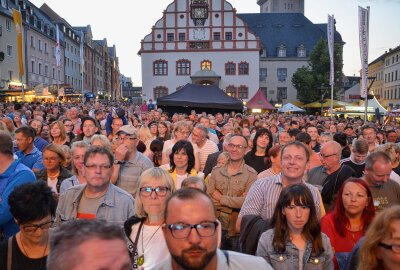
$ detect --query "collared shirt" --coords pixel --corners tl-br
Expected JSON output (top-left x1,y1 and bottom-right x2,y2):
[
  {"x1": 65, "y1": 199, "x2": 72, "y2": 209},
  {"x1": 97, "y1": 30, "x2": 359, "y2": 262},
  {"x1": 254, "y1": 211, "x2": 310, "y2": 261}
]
[
  {"x1": 55, "y1": 183, "x2": 135, "y2": 227},
  {"x1": 33, "y1": 136, "x2": 49, "y2": 152},
  {"x1": 15, "y1": 146, "x2": 44, "y2": 171},
  {"x1": 208, "y1": 161, "x2": 257, "y2": 210},
  {"x1": 116, "y1": 151, "x2": 153, "y2": 198},
  {"x1": 153, "y1": 249, "x2": 273, "y2": 270},
  {"x1": 238, "y1": 174, "x2": 323, "y2": 220}
]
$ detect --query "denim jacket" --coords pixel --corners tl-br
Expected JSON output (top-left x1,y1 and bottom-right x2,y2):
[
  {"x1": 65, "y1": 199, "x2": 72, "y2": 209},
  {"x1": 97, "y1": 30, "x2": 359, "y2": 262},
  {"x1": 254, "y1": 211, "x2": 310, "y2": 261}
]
[
  {"x1": 55, "y1": 183, "x2": 135, "y2": 227},
  {"x1": 256, "y1": 229, "x2": 334, "y2": 270}
]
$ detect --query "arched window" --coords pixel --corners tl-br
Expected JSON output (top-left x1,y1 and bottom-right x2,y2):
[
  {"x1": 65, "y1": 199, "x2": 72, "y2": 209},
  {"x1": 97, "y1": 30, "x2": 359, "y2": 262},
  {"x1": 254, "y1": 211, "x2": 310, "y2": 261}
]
[
  {"x1": 225, "y1": 62, "x2": 236, "y2": 75},
  {"x1": 238, "y1": 85, "x2": 248, "y2": 99},
  {"x1": 277, "y1": 44, "x2": 286, "y2": 57},
  {"x1": 201, "y1": 60, "x2": 212, "y2": 70},
  {"x1": 153, "y1": 86, "x2": 168, "y2": 99},
  {"x1": 225, "y1": 85, "x2": 237, "y2": 98},
  {"x1": 238, "y1": 62, "x2": 249, "y2": 75},
  {"x1": 176, "y1": 59, "x2": 191, "y2": 75},
  {"x1": 297, "y1": 44, "x2": 306, "y2": 57},
  {"x1": 153, "y1": 60, "x2": 168, "y2": 76}
]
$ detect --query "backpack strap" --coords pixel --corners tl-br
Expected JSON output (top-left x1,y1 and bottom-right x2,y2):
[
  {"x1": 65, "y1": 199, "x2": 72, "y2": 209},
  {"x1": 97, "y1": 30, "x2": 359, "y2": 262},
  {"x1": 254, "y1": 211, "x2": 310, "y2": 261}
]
[
  {"x1": 7, "y1": 236, "x2": 13, "y2": 270},
  {"x1": 222, "y1": 250, "x2": 230, "y2": 267}
]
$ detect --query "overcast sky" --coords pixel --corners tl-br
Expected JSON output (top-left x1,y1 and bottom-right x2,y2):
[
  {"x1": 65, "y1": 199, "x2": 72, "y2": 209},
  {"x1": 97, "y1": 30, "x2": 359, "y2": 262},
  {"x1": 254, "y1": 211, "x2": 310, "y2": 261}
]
[{"x1": 29, "y1": 0, "x2": 400, "y2": 85}]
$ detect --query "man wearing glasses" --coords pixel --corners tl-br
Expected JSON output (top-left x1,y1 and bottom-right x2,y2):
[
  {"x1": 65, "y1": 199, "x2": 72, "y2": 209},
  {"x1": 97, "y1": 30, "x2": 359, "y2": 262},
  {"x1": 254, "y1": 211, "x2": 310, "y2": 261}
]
[
  {"x1": 308, "y1": 141, "x2": 354, "y2": 211},
  {"x1": 207, "y1": 135, "x2": 257, "y2": 251},
  {"x1": 154, "y1": 188, "x2": 272, "y2": 270},
  {"x1": 55, "y1": 146, "x2": 134, "y2": 226},
  {"x1": 111, "y1": 125, "x2": 153, "y2": 197}
]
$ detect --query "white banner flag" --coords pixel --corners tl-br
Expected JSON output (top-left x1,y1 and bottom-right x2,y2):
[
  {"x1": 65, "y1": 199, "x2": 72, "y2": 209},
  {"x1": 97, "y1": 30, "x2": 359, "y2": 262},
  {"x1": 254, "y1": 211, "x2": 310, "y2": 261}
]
[
  {"x1": 327, "y1": 15, "x2": 335, "y2": 86},
  {"x1": 80, "y1": 31, "x2": 84, "y2": 74},
  {"x1": 359, "y1": 6, "x2": 369, "y2": 98},
  {"x1": 56, "y1": 25, "x2": 61, "y2": 67}
]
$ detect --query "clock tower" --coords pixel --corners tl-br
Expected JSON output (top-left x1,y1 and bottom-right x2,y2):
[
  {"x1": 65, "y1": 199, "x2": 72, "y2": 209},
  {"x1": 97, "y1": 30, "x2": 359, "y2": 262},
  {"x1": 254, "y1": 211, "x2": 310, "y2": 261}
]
[{"x1": 257, "y1": 0, "x2": 304, "y2": 14}]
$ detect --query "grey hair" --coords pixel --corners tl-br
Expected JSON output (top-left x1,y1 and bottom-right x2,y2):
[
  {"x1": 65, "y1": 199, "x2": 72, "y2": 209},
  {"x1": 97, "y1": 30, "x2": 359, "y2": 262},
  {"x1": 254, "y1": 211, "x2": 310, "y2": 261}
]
[
  {"x1": 194, "y1": 124, "x2": 208, "y2": 138},
  {"x1": 90, "y1": 134, "x2": 112, "y2": 153},
  {"x1": 321, "y1": 140, "x2": 342, "y2": 157},
  {"x1": 134, "y1": 167, "x2": 175, "y2": 218},
  {"x1": 47, "y1": 219, "x2": 126, "y2": 270}
]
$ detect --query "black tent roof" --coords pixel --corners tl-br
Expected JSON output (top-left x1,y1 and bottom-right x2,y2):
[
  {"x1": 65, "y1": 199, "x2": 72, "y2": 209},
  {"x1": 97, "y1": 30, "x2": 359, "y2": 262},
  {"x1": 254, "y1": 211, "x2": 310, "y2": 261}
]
[{"x1": 157, "y1": 84, "x2": 243, "y2": 111}]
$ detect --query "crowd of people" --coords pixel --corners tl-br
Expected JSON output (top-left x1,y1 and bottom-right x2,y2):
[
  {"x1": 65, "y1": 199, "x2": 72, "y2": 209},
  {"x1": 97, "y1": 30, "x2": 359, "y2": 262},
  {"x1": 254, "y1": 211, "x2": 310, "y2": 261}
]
[{"x1": 0, "y1": 100, "x2": 400, "y2": 270}]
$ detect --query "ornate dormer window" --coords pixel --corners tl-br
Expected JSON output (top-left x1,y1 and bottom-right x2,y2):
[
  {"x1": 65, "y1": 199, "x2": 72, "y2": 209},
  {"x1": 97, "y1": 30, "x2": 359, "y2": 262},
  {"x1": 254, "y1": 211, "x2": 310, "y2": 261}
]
[
  {"x1": 297, "y1": 44, "x2": 306, "y2": 57},
  {"x1": 277, "y1": 44, "x2": 286, "y2": 57},
  {"x1": 190, "y1": 0, "x2": 209, "y2": 26}
]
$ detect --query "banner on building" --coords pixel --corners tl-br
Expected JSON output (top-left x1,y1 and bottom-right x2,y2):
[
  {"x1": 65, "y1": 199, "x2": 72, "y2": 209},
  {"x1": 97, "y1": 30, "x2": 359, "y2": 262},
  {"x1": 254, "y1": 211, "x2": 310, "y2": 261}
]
[
  {"x1": 80, "y1": 31, "x2": 84, "y2": 74},
  {"x1": 359, "y1": 6, "x2": 369, "y2": 98},
  {"x1": 12, "y1": 9, "x2": 24, "y2": 76},
  {"x1": 56, "y1": 25, "x2": 61, "y2": 67},
  {"x1": 327, "y1": 14, "x2": 334, "y2": 86}
]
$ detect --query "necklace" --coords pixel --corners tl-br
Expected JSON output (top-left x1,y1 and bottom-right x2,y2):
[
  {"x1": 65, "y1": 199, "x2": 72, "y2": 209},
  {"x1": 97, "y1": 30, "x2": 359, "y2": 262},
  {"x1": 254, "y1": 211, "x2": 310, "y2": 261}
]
[
  {"x1": 19, "y1": 233, "x2": 48, "y2": 259},
  {"x1": 137, "y1": 225, "x2": 162, "y2": 266}
]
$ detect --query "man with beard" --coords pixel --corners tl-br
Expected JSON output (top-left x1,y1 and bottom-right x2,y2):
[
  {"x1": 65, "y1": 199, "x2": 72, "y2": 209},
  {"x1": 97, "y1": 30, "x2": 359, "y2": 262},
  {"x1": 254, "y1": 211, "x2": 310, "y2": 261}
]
[
  {"x1": 363, "y1": 151, "x2": 400, "y2": 212},
  {"x1": 154, "y1": 188, "x2": 272, "y2": 270}
]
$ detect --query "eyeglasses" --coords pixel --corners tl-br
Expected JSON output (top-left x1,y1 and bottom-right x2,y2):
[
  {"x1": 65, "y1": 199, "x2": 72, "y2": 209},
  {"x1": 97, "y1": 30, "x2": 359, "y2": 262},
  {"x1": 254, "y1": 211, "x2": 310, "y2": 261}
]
[
  {"x1": 166, "y1": 221, "x2": 219, "y2": 239},
  {"x1": 139, "y1": 187, "x2": 170, "y2": 197},
  {"x1": 84, "y1": 164, "x2": 112, "y2": 170},
  {"x1": 320, "y1": 153, "x2": 337, "y2": 159},
  {"x1": 21, "y1": 220, "x2": 54, "y2": 233},
  {"x1": 118, "y1": 136, "x2": 137, "y2": 141},
  {"x1": 228, "y1": 143, "x2": 246, "y2": 150},
  {"x1": 378, "y1": 242, "x2": 400, "y2": 253}
]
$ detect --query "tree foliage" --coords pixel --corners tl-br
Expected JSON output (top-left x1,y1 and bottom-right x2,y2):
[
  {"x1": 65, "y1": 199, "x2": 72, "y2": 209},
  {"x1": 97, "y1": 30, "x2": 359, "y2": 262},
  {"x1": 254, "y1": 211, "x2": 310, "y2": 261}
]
[{"x1": 292, "y1": 38, "x2": 344, "y2": 103}]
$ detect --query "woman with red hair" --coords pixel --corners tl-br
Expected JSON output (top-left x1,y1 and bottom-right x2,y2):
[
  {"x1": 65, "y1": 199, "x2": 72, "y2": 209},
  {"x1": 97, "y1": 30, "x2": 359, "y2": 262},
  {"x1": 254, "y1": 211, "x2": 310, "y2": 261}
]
[{"x1": 321, "y1": 178, "x2": 375, "y2": 270}]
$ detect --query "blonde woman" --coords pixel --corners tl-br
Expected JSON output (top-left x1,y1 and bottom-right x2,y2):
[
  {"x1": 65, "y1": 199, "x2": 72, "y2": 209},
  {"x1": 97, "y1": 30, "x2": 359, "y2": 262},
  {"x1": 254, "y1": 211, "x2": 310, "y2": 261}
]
[
  {"x1": 59, "y1": 141, "x2": 89, "y2": 194},
  {"x1": 138, "y1": 124, "x2": 154, "y2": 157},
  {"x1": 50, "y1": 120, "x2": 69, "y2": 146},
  {"x1": 357, "y1": 205, "x2": 400, "y2": 270},
  {"x1": 124, "y1": 168, "x2": 175, "y2": 269}
]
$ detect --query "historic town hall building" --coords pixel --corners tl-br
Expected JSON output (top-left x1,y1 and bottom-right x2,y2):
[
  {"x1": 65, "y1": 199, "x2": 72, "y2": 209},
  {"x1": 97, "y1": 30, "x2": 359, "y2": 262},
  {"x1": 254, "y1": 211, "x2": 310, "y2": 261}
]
[{"x1": 140, "y1": 0, "x2": 343, "y2": 104}]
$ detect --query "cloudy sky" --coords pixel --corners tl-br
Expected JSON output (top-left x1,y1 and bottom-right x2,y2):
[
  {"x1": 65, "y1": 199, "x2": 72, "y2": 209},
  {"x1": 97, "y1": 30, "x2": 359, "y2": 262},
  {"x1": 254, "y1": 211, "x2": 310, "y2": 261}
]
[{"x1": 29, "y1": 0, "x2": 400, "y2": 85}]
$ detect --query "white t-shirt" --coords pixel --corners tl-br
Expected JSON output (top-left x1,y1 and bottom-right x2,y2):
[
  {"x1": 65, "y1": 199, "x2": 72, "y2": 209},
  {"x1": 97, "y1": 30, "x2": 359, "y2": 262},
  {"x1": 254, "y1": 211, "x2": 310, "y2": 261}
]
[
  {"x1": 47, "y1": 176, "x2": 58, "y2": 194},
  {"x1": 130, "y1": 223, "x2": 169, "y2": 269}
]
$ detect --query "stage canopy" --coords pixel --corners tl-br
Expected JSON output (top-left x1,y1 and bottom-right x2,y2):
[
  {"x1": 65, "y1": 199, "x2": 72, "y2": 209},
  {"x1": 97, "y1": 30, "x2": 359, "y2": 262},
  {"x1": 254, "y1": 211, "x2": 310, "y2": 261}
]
[{"x1": 157, "y1": 84, "x2": 243, "y2": 114}]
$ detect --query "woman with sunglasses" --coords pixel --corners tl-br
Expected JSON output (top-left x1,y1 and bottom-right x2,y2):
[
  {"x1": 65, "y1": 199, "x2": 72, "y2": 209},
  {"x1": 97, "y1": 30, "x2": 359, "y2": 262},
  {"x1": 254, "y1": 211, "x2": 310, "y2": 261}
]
[
  {"x1": 257, "y1": 184, "x2": 334, "y2": 269},
  {"x1": 124, "y1": 167, "x2": 175, "y2": 270},
  {"x1": 0, "y1": 181, "x2": 57, "y2": 270}
]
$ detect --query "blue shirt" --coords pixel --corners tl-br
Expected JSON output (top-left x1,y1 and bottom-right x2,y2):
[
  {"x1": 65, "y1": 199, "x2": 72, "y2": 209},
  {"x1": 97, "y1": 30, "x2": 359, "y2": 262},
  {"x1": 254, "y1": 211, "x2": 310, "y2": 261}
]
[
  {"x1": 15, "y1": 146, "x2": 44, "y2": 171},
  {"x1": 0, "y1": 160, "x2": 36, "y2": 239},
  {"x1": 34, "y1": 137, "x2": 49, "y2": 152}
]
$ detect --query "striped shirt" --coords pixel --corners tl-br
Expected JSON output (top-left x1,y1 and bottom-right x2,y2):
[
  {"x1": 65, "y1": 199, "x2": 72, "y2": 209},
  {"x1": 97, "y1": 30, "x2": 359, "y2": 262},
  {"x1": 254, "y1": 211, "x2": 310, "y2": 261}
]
[
  {"x1": 198, "y1": 139, "x2": 218, "y2": 172},
  {"x1": 238, "y1": 173, "x2": 323, "y2": 220}
]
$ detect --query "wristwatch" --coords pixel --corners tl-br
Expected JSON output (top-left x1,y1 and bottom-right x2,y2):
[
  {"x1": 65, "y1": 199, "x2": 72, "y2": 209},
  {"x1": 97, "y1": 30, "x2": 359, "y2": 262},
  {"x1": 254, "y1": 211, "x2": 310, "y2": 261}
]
[{"x1": 114, "y1": 160, "x2": 124, "y2": 165}]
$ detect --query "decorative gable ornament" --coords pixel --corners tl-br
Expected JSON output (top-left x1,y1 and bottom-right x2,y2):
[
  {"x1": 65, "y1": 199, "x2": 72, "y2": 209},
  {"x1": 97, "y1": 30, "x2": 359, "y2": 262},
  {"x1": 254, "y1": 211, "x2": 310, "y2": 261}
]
[{"x1": 190, "y1": 0, "x2": 209, "y2": 26}]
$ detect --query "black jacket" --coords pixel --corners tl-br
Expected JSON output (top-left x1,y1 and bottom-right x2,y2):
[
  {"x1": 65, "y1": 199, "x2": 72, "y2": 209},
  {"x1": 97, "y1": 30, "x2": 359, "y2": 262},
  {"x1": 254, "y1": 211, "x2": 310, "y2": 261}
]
[{"x1": 35, "y1": 166, "x2": 73, "y2": 194}]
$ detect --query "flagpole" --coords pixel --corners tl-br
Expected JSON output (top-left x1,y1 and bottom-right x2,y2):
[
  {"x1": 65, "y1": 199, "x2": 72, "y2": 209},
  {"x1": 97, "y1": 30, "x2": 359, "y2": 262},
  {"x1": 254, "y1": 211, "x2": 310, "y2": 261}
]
[
  {"x1": 364, "y1": 6, "x2": 370, "y2": 122},
  {"x1": 20, "y1": 74, "x2": 24, "y2": 102},
  {"x1": 80, "y1": 30, "x2": 85, "y2": 104}
]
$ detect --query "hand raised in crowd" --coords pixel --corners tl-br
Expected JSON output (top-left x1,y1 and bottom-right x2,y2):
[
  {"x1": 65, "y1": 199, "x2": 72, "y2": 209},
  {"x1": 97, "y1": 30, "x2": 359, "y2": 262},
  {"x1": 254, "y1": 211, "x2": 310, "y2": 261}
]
[{"x1": 115, "y1": 143, "x2": 129, "y2": 161}]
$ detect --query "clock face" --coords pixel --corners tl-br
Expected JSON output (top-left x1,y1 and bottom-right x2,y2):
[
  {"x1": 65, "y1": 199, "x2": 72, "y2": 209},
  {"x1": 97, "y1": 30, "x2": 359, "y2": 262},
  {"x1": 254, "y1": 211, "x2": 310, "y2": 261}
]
[
  {"x1": 192, "y1": 28, "x2": 206, "y2": 40},
  {"x1": 192, "y1": 8, "x2": 206, "y2": 19}
]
